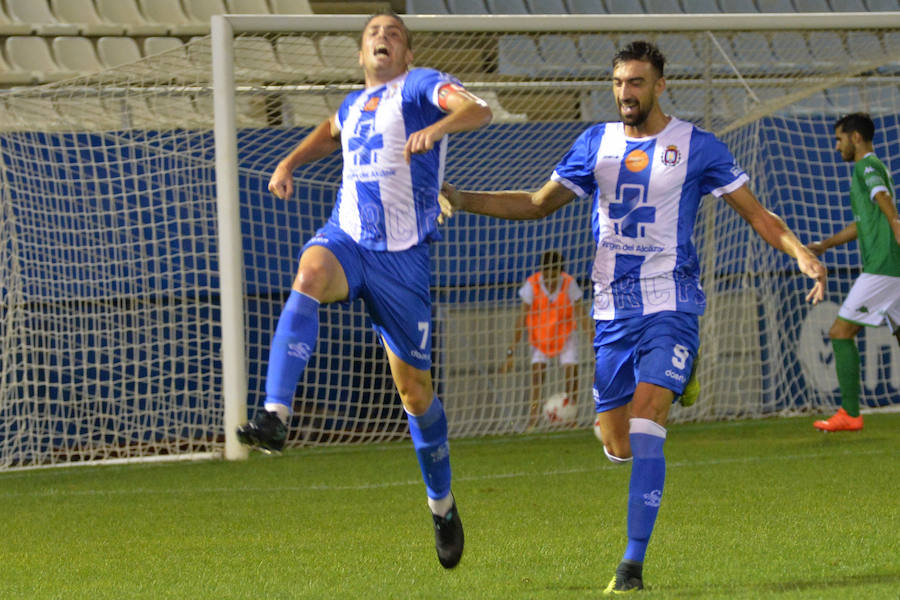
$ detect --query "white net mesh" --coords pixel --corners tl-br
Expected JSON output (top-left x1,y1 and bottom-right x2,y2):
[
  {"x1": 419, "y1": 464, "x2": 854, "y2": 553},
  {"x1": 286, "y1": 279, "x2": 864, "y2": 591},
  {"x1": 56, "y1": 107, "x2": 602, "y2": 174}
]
[{"x1": 1, "y1": 16, "x2": 899, "y2": 467}]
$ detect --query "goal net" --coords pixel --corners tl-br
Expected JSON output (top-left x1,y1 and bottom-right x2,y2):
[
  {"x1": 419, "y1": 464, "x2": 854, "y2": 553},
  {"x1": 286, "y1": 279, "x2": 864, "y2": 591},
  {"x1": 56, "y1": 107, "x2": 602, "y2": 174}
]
[{"x1": 1, "y1": 14, "x2": 898, "y2": 468}]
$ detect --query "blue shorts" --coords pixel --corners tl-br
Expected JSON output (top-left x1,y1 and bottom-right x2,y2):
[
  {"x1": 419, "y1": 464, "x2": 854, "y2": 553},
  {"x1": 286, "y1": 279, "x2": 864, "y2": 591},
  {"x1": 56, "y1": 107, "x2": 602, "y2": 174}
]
[
  {"x1": 592, "y1": 311, "x2": 699, "y2": 413},
  {"x1": 302, "y1": 224, "x2": 433, "y2": 370}
]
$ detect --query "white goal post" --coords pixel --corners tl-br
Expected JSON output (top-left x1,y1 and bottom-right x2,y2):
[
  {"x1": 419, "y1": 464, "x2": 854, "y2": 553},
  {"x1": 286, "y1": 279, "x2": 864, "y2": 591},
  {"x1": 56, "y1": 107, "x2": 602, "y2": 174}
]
[{"x1": 0, "y1": 12, "x2": 898, "y2": 469}]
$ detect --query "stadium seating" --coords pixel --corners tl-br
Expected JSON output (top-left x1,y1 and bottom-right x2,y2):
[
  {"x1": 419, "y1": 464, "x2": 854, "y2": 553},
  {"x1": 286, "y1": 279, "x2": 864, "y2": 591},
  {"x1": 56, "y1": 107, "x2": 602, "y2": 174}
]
[
  {"x1": 226, "y1": 0, "x2": 271, "y2": 13},
  {"x1": 97, "y1": 36, "x2": 143, "y2": 68},
  {"x1": 51, "y1": 36, "x2": 104, "y2": 74},
  {"x1": 497, "y1": 35, "x2": 546, "y2": 76},
  {"x1": 486, "y1": 0, "x2": 529, "y2": 12},
  {"x1": 5, "y1": 36, "x2": 78, "y2": 82},
  {"x1": 476, "y1": 91, "x2": 528, "y2": 121},
  {"x1": 447, "y1": 0, "x2": 489, "y2": 13},
  {"x1": 95, "y1": 0, "x2": 165, "y2": 35},
  {"x1": 233, "y1": 36, "x2": 297, "y2": 82},
  {"x1": 793, "y1": 0, "x2": 831, "y2": 10},
  {"x1": 526, "y1": 0, "x2": 568, "y2": 12},
  {"x1": 727, "y1": 32, "x2": 788, "y2": 75},
  {"x1": 538, "y1": 34, "x2": 580, "y2": 76},
  {"x1": 865, "y1": 0, "x2": 900, "y2": 10},
  {"x1": 0, "y1": 3, "x2": 30, "y2": 35},
  {"x1": 565, "y1": 0, "x2": 607, "y2": 12},
  {"x1": 0, "y1": 45, "x2": 36, "y2": 84},
  {"x1": 680, "y1": 0, "x2": 721, "y2": 12},
  {"x1": 604, "y1": 0, "x2": 645, "y2": 14},
  {"x1": 406, "y1": 0, "x2": 450, "y2": 13},
  {"x1": 137, "y1": 0, "x2": 208, "y2": 36},
  {"x1": 770, "y1": 31, "x2": 819, "y2": 73},
  {"x1": 50, "y1": 0, "x2": 125, "y2": 36},
  {"x1": 317, "y1": 35, "x2": 362, "y2": 80},
  {"x1": 717, "y1": 0, "x2": 759, "y2": 12},
  {"x1": 755, "y1": 0, "x2": 795, "y2": 11},
  {"x1": 183, "y1": 0, "x2": 228, "y2": 24},
  {"x1": 642, "y1": 0, "x2": 684, "y2": 13},
  {"x1": 6, "y1": 0, "x2": 79, "y2": 35},
  {"x1": 579, "y1": 89, "x2": 618, "y2": 122},
  {"x1": 577, "y1": 33, "x2": 616, "y2": 76},
  {"x1": 269, "y1": 0, "x2": 314, "y2": 13},
  {"x1": 807, "y1": 31, "x2": 852, "y2": 72}
]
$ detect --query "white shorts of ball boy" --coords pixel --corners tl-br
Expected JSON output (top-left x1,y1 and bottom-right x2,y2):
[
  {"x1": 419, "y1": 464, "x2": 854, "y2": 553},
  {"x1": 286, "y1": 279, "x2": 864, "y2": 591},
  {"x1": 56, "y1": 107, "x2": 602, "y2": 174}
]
[{"x1": 530, "y1": 332, "x2": 579, "y2": 366}]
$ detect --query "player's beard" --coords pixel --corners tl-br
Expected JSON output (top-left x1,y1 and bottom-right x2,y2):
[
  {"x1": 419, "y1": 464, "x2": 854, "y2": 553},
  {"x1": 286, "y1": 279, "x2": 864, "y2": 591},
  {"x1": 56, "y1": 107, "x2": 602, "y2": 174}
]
[{"x1": 618, "y1": 97, "x2": 654, "y2": 127}]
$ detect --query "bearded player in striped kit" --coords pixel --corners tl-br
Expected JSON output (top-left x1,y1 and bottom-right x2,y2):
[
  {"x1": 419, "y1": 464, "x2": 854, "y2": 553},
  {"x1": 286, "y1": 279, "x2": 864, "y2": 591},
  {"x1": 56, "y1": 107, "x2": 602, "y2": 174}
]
[
  {"x1": 236, "y1": 11, "x2": 492, "y2": 569},
  {"x1": 442, "y1": 40, "x2": 826, "y2": 593}
]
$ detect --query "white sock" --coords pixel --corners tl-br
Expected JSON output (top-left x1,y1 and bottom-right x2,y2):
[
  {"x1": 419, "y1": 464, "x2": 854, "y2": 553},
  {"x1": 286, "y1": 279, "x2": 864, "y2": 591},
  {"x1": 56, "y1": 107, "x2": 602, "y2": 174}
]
[
  {"x1": 428, "y1": 493, "x2": 454, "y2": 517},
  {"x1": 264, "y1": 402, "x2": 291, "y2": 425}
]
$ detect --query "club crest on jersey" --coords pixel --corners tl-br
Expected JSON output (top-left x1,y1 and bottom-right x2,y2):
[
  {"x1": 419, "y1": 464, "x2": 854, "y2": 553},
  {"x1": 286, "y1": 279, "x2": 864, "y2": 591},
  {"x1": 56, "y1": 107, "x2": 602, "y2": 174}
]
[
  {"x1": 625, "y1": 149, "x2": 650, "y2": 172},
  {"x1": 661, "y1": 145, "x2": 681, "y2": 167}
]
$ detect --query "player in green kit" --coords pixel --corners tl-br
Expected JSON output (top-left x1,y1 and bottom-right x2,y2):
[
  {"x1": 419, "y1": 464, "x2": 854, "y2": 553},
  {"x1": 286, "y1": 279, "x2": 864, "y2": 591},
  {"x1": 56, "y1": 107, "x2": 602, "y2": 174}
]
[{"x1": 808, "y1": 113, "x2": 900, "y2": 432}]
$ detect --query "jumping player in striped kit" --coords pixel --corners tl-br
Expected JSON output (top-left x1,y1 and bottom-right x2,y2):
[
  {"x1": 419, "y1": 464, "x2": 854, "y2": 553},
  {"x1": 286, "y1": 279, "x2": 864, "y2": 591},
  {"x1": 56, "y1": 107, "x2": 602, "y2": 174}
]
[
  {"x1": 236, "y1": 11, "x2": 492, "y2": 569},
  {"x1": 441, "y1": 41, "x2": 826, "y2": 592}
]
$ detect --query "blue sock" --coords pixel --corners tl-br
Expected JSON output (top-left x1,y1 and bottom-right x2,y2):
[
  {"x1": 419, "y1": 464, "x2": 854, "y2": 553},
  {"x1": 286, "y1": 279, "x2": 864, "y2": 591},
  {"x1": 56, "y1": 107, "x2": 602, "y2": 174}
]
[
  {"x1": 264, "y1": 291, "x2": 319, "y2": 411},
  {"x1": 624, "y1": 418, "x2": 667, "y2": 564},
  {"x1": 407, "y1": 397, "x2": 452, "y2": 500}
]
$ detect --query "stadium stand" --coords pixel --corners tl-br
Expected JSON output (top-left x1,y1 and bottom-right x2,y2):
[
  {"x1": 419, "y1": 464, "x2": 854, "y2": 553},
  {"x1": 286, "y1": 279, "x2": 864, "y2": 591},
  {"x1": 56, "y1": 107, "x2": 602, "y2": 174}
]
[
  {"x1": 96, "y1": 36, "x2": 143, "y2": 68},
  {"x1": 0, "y1": 2, "x2": 30, "y2": 35},
  {"x1": 538, "y1": 34, "x2": 580, "y2": 76},
  {"x1": 565, "y1": 0, "x2": 608, "y2": 11},
  {"x1": 793, "y1": 0, "x2": 831, "y2": 10},
  {"x1": 406, "y1": 0, "x2": 450, "y2": 13},
  {"x1": 577, "y1": 33, "x2": 616, "y2": 76},
  {"x1": 317, "y1": 34, "x2": 362, "y2": 79},
  {"x1": 269, "y1": 0, "x2": 314, "y2": 13},
  {"x1": 5, "y1": 36, "x2": 77, "y2": 83},
  {"x1": 727, "y1": 32, "x2": 785, "y2": 75},
  {"x1": 137, "y1": 0, "x2": 209, "y2": 36},
  {"x1": 0, "y1": 44, "x2": 35, "y2": 84},
  {"x1": 182, "y1": 0, "x2": 228, "y2": 24},
  {"x1": 226, "y1": 0, "x2": 272, "y2": 13},
  {"x1": 717, "y1": 0, "x2": 760, "y2": 12},
  {"x1": 486, "y1": 0, "x2": 529, "y2": 13},
  {"x1": 755, "y1": 0, "x2": 795, "y2": 10},
  {"x1": 680, "y1": 0, "x2": 721, "y2": 12},
  {"x1": 526, "y1": 0, "x2": 567, "y2": 13},
  {"x1": 50, "y1": 0, "x2": 126, "y2": 36},
  {"x1": 51, "y1": 36, "x2": 104, "y2": 74},
  {"x1": 233, "y1": 36, "x2": 298, "y2": 81},
  {"x1": 446, "y1": 0, "x2": 488, "y2": 12},
  {"x1": 6, "y1": 0, "x2": 79, "y2": 35},
  {"x1": 603, "y1": 0, "x2": 645, "y2": 14},
  {"x1": 642, "y1": 0, "x2": 684, "y2": 13},
  {"x1": 497, "y1": 34, "x2": 546, "y2": 76},
  {"x1": 95, "y1": 0, "x2": 165, "y2": 35}
]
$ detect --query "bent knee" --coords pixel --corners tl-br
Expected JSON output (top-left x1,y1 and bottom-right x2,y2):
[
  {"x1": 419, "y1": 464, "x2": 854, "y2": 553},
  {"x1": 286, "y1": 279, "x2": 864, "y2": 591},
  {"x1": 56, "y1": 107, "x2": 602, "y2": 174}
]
[{"x1": 603, "y1": 444, "x2": 633, "y2": 464}]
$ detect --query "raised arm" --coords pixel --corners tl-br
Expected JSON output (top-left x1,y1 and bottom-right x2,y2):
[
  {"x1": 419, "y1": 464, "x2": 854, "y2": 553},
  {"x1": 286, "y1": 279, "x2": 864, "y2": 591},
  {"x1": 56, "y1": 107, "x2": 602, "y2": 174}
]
[
  {"x1": 268, "y1": 116, "x2": 341, "y2": 199},
  {"x1": 404, "y1": 86, "x2": 493, "y2": 163},
  {"x1": 723, "y1": 183, "x2": 827, "y2": 304},
  {"x1": 441, "y1": 179, "x2": 577, "y2": 221},
  {"x1": 874, "y1": 190, "x2": 900, "y2": 246}
]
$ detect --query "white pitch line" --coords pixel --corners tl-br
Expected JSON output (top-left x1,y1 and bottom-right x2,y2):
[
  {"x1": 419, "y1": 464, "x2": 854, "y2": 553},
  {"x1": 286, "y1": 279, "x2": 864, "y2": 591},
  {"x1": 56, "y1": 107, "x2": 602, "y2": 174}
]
[{"x1": 0, "y1": 446, "x2": 889, "y2": 500}]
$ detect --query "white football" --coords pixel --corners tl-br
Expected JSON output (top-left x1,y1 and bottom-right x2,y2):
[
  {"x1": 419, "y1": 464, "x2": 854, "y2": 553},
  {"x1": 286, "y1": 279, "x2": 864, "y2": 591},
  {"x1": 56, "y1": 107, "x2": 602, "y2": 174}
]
[
  {"x1": 593, "y1": 414, "x2": 603, "y2": 442},
  {"x1": 543, "y1": 392, "x2": 576, "y2": 425}
]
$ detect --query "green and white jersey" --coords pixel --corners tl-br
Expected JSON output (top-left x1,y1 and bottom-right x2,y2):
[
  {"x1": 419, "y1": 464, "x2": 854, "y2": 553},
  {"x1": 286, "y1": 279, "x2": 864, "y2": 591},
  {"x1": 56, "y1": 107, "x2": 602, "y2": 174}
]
[{"x1": 850, "y1": 153, "x2": 900, "y2": 277}]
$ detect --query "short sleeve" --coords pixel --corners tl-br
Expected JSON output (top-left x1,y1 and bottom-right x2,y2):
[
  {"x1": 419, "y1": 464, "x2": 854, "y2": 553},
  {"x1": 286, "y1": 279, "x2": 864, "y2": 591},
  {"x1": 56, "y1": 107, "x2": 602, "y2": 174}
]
[
  {"x1": 696, "y1": 132, "x2": 748, "y2": 197},
  {"x1": 567, "y1": 277, "x2": 583, "y2": 303},
  {"x1": 518, "y1": 280, "x2": 533, "y2": 305},
  {"x1": 550, "y1": 126, "x2": 602, "y2": 199}
]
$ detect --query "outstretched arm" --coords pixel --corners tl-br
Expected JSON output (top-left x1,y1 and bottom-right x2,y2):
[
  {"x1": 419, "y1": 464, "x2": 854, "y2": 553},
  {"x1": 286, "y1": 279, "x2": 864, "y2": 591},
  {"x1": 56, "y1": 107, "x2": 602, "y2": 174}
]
[
  {"x1": 723, "y1": 184, "x2": 827, "y2": 304},
  {"x1": 268, "y1": 117, "x2": 341, "y2": 199},
  {"x1": 404, "y1": 86, "x2": 493, "y2": 163},
  {"x1": 807, "y1": 222, "x2": 857, "y2": 256},
  {"x1": 441, "y1": 179, "x2": 577, "y2": 221}
]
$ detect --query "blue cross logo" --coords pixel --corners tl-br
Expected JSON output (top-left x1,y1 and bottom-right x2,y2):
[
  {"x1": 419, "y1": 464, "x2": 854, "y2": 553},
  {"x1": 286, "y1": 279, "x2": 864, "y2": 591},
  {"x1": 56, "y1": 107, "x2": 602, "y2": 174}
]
[
  {"x1": 609, "y1": 183, "x2": 655, "y2": 238},
  {"x1": 348, "y1": 112, "x2": 383, "y2": 166}
]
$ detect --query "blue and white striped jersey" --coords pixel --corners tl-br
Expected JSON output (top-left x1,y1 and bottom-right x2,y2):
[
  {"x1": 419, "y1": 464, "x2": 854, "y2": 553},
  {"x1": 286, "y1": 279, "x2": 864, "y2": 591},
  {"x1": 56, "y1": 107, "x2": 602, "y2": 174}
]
[
  {"x1": 551, "y1": 117, "x2": 748, "y2": 320},
  {"x1": 332, "y1": 67, "x2": 459, "y2": 251}
]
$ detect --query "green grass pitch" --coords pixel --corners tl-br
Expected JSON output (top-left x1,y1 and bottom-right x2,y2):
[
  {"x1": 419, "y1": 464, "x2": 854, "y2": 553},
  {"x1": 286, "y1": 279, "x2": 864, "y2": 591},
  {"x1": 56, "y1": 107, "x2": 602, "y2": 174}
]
[{"x1": 2, "y1": 413, "x2": 898, "y2": 599}]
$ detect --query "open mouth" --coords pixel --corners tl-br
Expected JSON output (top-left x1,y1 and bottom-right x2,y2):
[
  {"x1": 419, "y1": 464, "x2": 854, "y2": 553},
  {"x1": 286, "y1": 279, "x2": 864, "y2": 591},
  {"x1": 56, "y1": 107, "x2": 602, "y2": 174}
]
[{"x1": 374, "y1": 45, "x2": 390, "y2": 58}]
